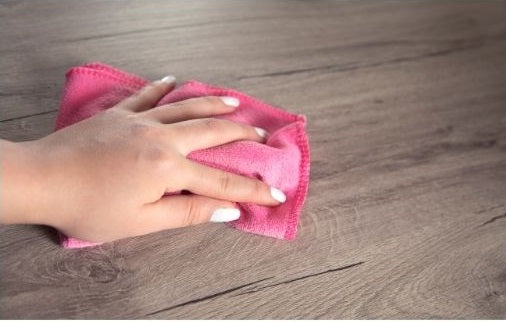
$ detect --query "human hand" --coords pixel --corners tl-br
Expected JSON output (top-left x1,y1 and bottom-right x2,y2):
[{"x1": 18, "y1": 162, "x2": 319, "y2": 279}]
[{"x1": 1, "y1": 76, "x2": 286, "y2": 242}]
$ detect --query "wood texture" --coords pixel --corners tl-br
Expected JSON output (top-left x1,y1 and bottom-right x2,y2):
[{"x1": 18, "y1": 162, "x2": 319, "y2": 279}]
[{"x1": 1, "y1": 0, "x2": 505, "y2": 319}]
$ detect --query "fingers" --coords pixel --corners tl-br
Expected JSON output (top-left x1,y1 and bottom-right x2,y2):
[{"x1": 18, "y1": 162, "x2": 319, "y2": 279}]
[
  {"x1": 183, "y1": 161, "x2": 286, "y2": 206},
  {"x1": 170, "y1": 118, "x2": 267, "y2": 155},
  {"x1": 142, "y1": 195, "x2": 240, "y2": 232},
  {"x1": 121, "y1": 76, "x2": 176, "y2": 112},
  {"x1": 143, "y1": 96, "x2": 240, "y2": 124}
]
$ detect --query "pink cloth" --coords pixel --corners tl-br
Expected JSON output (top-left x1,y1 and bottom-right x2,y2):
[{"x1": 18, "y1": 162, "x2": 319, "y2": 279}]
[{"x1": 55, "y1": 63, "x2": 310, "y2": 248}]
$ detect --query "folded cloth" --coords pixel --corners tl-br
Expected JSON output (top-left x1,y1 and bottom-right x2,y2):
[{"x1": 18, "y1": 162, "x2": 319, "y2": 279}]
[{"x1": 55, "y1": 63, "x2": 310, "y2": 248}]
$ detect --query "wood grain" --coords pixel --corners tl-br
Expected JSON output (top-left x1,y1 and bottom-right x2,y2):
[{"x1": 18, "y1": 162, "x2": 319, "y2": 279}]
[{"x1": 1, "y1": 0, "x2": 505, "y2": 318}]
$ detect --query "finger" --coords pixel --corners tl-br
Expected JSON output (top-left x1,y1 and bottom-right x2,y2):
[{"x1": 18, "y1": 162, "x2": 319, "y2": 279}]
[
  {"x1": 170, "y1": 118, "x2": 268, "y2": 155},
  {"x1": 183, "y1": 161, "x2": 286, "y2": 206},
  {"x1": 121, "y1": 75, "x2": 176, "y2": 112},
  {"x1": 142, "y1": 195, "x2": 240, "y2": 232},
  {"x1": 142, "y1": 96, "x2": 239, "y2": 124}
]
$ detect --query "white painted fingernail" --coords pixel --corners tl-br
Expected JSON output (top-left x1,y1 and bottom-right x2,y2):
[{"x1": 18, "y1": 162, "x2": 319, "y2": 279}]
[
  {"x1": 220, "y1": 96, "x2": 240, "y2": 107},
  {"x1": 254, "y1": 127, "x2": 268, "y2": 138},
  {"x1": 210, "y1": 208, "x2": 241, "y2": 223},
  {"x1": 270, "y1": 187, "x2": 287, "y2": 203},
  {"x1": 160, "y1": 75, "x2": 176, "y2": 84}
]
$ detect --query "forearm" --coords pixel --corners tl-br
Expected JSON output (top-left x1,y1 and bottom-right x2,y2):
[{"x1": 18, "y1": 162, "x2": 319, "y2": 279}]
[{"x1": 0, "y1": 139, "x2": 48, "y2": 225}]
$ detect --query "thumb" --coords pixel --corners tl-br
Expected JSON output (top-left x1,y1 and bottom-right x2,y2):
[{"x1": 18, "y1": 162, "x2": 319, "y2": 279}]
[{"x1": 143, "y1": 195, "x2": 240, "y2": 232}]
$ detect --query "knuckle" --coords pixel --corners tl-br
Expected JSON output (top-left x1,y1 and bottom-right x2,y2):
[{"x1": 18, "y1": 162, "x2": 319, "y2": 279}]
[
  {"x1": 218, "y1": 172, "x2": 232, "y2": 194},
  {"x1": 139, "y1": 146, "x2": 165, "y2": 165},
  {"x1": 131, "y1": 123, "x2": 157, "y2": 138},
  {"x1": 183, "y1": 197, "x2": 201, "y2": 226},
  {"x1": 160, "y1": 153, "x2": 179, "y2": 172},
  {"x1": 201, "y1": 118, "x2": 223, "y2": 132},
  {"x1": 138, "y1": 144, "x2": 178, "y2": 172},
  {"x1": 252, "y1": 180, "x2": 265, "y2": 197},
  {"x1": 153, "y1": 149, "x2": 179, "y2": 172},
  {"x1": 167, "y1": 101, "x2": 185, "y2": 110},
  {"x1": 145, "y1": 146, "x2": 165, "y2": 161},
  {"x1": 102, "y1": 106, "x2": 128, "y2": 119},
  {"x1": 242, "y1": 124, "x2": 254, "y2": 137},
  {"x1": 169, "y1": 100, "x2": 198, "y2": 117},
  {"x1": 201, "y1": 96, "x2": 222, "y2": 107}
]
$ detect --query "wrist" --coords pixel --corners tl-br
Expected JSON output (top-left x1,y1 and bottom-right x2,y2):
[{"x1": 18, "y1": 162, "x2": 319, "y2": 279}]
[{"x1": 1, "y1": 139, "x2": 52, "y2": 225}]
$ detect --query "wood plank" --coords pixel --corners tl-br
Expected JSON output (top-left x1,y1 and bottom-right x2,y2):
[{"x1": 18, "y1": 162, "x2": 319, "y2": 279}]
[{"x1": 1, "y1": 0, "x2": 505, "y2": 318}]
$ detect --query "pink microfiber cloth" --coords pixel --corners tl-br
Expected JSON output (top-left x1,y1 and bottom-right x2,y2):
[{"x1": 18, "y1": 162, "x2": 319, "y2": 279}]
[{"x1": 55, "y1": 63, "x2": 310, "y2": 248}]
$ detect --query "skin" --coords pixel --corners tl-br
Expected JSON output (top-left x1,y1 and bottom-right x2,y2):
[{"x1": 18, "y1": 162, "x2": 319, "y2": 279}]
[{"x1": 0, "y1": 78, "x2": 283, "y2": 242}]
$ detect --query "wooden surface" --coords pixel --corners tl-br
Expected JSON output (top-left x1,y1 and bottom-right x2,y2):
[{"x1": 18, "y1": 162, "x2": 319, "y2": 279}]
[{"x1": 1, "y1": 0, "x2": 505, "y2": 319}]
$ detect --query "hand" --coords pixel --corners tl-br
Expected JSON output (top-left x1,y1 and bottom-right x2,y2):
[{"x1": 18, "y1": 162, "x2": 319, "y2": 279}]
[{"x1": 0, "y1": 76, "x2": 286, "y2": 242}]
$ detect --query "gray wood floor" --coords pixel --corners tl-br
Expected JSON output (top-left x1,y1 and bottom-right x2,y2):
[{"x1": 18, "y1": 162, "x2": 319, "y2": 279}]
[{"x1": 1, "y1": 0, "x2": 505, "y2": 319}]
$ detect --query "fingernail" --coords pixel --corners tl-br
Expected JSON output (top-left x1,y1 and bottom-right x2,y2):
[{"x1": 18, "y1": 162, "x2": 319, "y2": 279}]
[
  {"x1": 160, "y1": 75, "x2": 176, "y2": 84},
  {"x1": 210, "y1": 208, "x2": 241, "y2": 223},
  {"x1": 270, "y1": 187, "x2": 287, "y2": 203},
  {"x1": 254, "y1": 127, "x2": 268, "y2": 138},
  {"x1": 220, "y1": 96, "x2": 240, "y2": 107}
]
